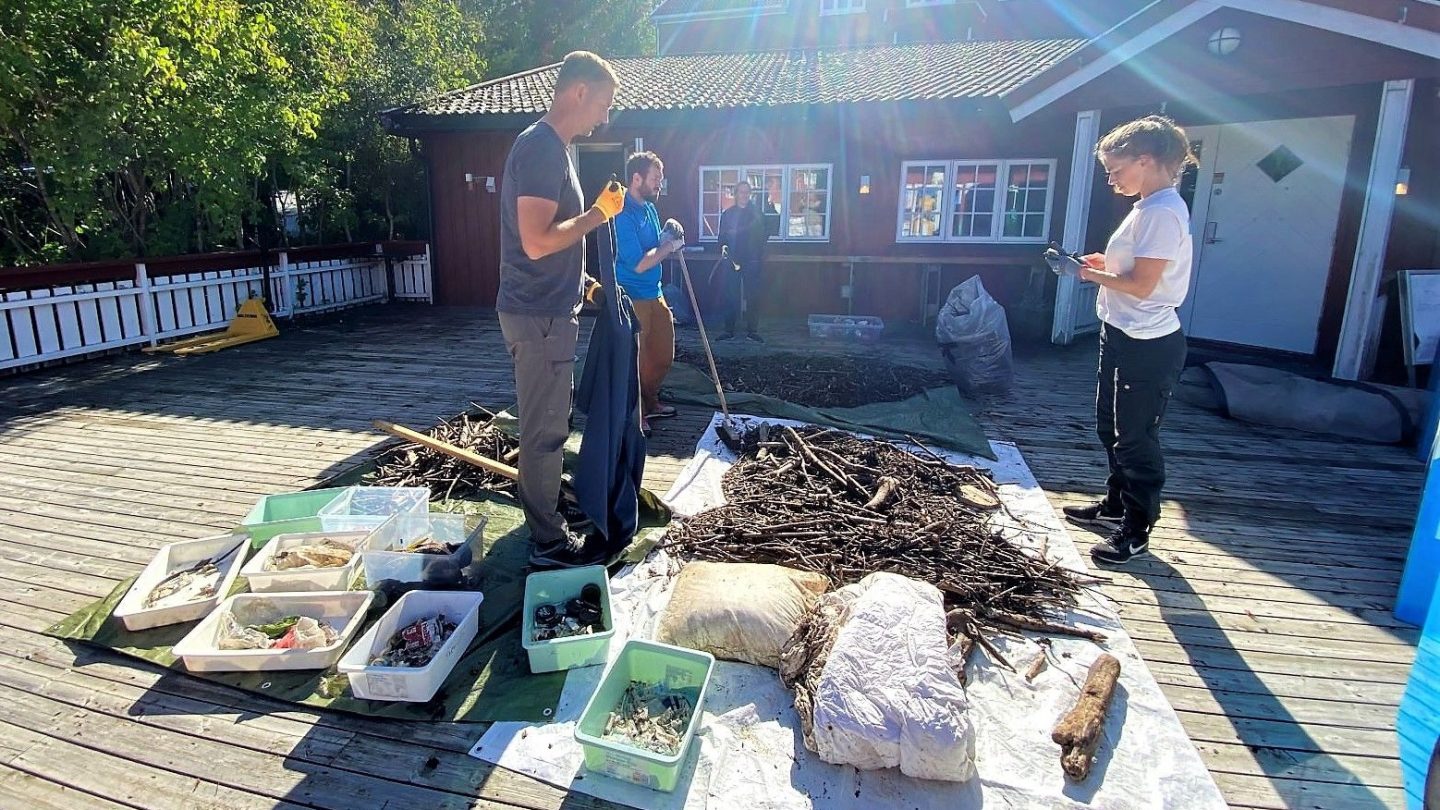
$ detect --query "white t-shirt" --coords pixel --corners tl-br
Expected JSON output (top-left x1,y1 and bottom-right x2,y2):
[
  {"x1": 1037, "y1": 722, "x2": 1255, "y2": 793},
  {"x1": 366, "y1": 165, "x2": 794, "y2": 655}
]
[{"x1": 1096, "y1": 186, "x2": 1192, "y2": 339}]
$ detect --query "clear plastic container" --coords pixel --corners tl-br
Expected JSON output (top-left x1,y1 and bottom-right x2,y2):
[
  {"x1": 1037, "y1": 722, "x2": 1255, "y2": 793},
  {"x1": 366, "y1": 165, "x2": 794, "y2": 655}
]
[
  {"x1": 114, "y1": 532, "x2": 249, "y2": 631},
  {"x1": 240, "y1": 530, "x2": 372, "y2": 593},
  {"x1": 318, "y1": 486, "x2": 429, "y2": 532},
  {"x1": 521, "y1": 566, "x2": 614, "y2": 673},
  {"x1": 171, "y1": 590, "x2": 373, "y2": 672},
  {"x1": 360, "y1": 512, "x2": 486, "y2": 586},
  {"x1": 807, "y1": 313, "x2": 884, "y2": 342},
  {"x1": 574, "y1": 639, "x2": 715, "y2": 792},
  {"x1": 337, "y1": 590, "x2": 485, "y2": 702}
]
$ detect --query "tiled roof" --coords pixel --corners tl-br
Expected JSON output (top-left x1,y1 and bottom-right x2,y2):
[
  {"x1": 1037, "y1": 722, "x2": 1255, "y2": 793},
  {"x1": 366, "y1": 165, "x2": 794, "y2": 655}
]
[
  {"x1": 387, "y1": 38, "x2": 1085, "y2": 125},
  {"x1": 651, "y1": 0, "x2": 789, "y2": 18}
]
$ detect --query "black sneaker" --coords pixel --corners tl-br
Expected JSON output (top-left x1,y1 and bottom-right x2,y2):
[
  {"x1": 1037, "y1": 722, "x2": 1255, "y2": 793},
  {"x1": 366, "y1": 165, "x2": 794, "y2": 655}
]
[
  {"x1": 528, "y1": 530, "x2": 608, "y2": 569},
  {"x1": 1062, "y1": 500, "x2": 1124, "y2": 528},
  {"x1": 745, "y1": 332, "x2": 764, "y2": 343},
  {"x1": 1090, "y1": 524, "x2": 1150, "y2": 565}
]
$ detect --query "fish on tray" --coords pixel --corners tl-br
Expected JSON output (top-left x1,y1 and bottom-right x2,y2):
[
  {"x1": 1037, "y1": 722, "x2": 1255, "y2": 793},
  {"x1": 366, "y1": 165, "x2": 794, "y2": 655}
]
[{"x1": 142, "y1": 543, "x2": 241, "y2": 608}]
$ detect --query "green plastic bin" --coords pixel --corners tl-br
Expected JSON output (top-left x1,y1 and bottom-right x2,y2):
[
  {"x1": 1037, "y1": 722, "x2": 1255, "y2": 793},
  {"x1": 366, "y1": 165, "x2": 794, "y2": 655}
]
[
  {"x1": 521, "y1": 566, "x2": 614, "y2": 673},
  {"x1": 574, "y1": 639, "x2": 715, "y2": 793},
  {"x1": 240, "y1": 487, "x2": 348, "y2": 550}
]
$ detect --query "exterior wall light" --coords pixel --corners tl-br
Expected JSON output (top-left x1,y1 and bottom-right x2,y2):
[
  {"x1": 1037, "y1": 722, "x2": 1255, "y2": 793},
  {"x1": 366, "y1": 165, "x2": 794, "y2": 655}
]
[
  {"x1": 1207, "y1": 27, "x2": 1241, "y2": 57},
  {"x1": 859, "y1": 174, "x2": 871, "y2": 195}
]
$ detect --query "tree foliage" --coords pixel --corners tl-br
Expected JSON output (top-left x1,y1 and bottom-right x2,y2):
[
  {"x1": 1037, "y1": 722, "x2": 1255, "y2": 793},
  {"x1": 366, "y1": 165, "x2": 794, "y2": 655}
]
[{"x1": 0, "y1": 0, "x2": 657, "y2": 265}]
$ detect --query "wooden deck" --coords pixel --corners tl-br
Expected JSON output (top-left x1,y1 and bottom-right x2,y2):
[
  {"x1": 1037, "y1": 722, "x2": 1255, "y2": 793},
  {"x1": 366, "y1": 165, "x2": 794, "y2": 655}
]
[{"x1": 0, "y1": 304, "x2": 1423, "y2": 810}]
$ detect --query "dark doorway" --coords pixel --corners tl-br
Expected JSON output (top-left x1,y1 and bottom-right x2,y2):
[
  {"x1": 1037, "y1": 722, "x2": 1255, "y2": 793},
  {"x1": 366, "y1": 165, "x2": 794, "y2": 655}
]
[{"x1": 577, "y1": 144, "x2": 626, "y2": 277}]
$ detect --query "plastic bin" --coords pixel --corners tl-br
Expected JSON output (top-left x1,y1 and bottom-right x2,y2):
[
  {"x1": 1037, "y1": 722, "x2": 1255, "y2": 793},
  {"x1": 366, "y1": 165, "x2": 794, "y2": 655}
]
[
  {"x1": 360, "y1": 513, "x2": 486, "y2": 586},
  {"x1": 807, "y1": 314, "x2": 884, "y2": 343},
  {"x1": 171, "y1": 590, "x2": 373, "y2": 673},
  {"x1": 521, "y1": 566, "x2": 615, "y2": 673},
  {"x1": 574, "y1": 639, "x2": 715, "y2": 792},
  {"x1": 240, "y1": 530, "x2": 372, "y2": 593},
  {"x1": 337, "y1": 590, "x2": 485, "y2": 702},
  {"x1": 113, "y1": 532, "x2": 249, "y2": 631},
  {"x1": 318, "y1": 486, "x2": 429, "y2": 532},
  {"x1": 241, "y1": 487, "x2": 349, "y2": 550}
]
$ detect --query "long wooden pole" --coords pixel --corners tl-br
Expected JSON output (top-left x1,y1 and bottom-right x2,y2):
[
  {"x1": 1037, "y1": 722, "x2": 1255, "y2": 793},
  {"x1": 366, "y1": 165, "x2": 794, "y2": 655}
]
[{"x1": 372, "y1": 419, "x2": 518, "y2": 481}]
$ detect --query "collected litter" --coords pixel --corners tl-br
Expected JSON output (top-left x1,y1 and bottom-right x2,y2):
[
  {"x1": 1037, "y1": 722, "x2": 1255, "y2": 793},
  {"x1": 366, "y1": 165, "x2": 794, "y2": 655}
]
[
  {"x1": 265, "y1": 536, "x2": 356, "y2": 570},
  {"x1": 371, "y1": 409, "x2": 519, "y2": 499},
  {"x1": 217, "y1": 613, "x2": 339, "y2": 651},
  {"x1": 398, "y1": 535, "x2": 461, "y2": 556},
  {"x1": 530, "y1": 583, "x2": 605, "y2": 642},
  {"x1": 369, "y1": 614, "x2": 459, "y2": 668},
  {"x1": 602, "y1": 680, "x2": 697, "y2": 756},
  {"x1": 143, "y1": 543, "x2": 242, "y2": 608},
  {"x1": 661, "y1": 424, "x2": 1089, "y2": 653}
]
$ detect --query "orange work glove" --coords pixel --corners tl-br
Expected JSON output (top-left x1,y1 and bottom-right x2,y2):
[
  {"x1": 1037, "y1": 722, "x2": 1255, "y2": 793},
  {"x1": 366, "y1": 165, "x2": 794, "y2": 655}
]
[{"x1": 591, "y1": 180, "x2": 626, "y2": 221}]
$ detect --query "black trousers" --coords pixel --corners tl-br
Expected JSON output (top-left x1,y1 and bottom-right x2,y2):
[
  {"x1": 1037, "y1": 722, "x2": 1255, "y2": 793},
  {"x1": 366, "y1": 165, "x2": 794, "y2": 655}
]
[{"x1": 1096, "y1": 323, "x2": 1187, "y2": 529}]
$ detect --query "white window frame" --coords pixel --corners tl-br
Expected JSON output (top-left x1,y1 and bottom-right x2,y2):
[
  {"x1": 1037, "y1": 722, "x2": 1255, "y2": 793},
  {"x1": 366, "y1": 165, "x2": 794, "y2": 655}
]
[
  {"x1": 894, "y1": 158, "x2": 1056, "y2": 244},
  {"x1": 820, "y1": 0, "x2": 866, "y2": 16},
  {"x1": 905, "y1": 0, "x2": 955, "y2": 7},
  {"x1": 698, "y1": 163, "x2": 834, "y2": 243}
]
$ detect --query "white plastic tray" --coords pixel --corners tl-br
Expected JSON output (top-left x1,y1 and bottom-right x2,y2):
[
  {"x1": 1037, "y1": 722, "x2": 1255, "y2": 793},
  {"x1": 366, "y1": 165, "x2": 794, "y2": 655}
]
[
  {"x1": 360, "y1": 513, "x2": 485, "y2": 586},
  {"x1": 240, "y1": 530, "x2": 371, "y2": 593},
  {"x1": 113, "y1": 533, "x2": 249, "y2": 631},
  {"x1": 172, "y1": 590, "x2": 373, "y2": 672},
  {"x1": 318, "y1": 486, "x2": 428, "y2": 532},
  {"x1": 337, "y1": 590, "x2": 484, "y2": 703}
]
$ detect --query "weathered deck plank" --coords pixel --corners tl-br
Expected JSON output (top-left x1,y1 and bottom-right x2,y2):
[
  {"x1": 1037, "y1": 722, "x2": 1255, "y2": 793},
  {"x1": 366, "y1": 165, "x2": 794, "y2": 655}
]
[{"x1": 0, "y1": 304, "x2": 1423, "y2": 809}]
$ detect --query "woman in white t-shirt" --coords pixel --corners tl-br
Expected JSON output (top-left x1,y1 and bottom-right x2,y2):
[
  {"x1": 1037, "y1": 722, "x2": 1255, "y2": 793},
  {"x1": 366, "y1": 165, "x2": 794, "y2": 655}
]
[{"x1": 1063, "y1": 116, "x2": 1196, "y2": 565}]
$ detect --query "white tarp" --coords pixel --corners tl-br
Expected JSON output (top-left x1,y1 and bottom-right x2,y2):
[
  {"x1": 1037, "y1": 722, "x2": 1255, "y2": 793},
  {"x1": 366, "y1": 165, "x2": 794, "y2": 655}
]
[{"x1": 470, "y1": 413, "x2": 1225, "y2": 809}]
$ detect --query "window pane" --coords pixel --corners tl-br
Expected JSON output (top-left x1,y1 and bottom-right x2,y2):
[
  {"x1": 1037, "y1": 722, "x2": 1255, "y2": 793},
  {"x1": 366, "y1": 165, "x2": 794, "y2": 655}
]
[
  {"x1": 951, "y1": 162, "x2": 998, "y2": 239},
  {"x1": 1001, "y1": 161, "x2": 1050, "y2": 240},
  {"x1": 900, "y1": 163, "x2": 946, "y2": 238},
  {"x1": 789, "y1": 166, "x2": 830, "y2": 238},
  {"x1": 748, "y1": 166, "x2": 784, "y2": 238}
]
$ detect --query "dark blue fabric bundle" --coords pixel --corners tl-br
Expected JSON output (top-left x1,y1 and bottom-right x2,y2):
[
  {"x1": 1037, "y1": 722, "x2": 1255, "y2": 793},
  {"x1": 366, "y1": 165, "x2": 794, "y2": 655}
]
[{"x1": 575, "y1": 221, "x2": 647, "y2": 555}]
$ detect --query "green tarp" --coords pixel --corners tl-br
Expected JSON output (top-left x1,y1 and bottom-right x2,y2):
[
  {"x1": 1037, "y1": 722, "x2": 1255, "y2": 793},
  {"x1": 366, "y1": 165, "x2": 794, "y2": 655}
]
[{"x1": 660, "y1": 362, "x2": 995, "y2": 460}]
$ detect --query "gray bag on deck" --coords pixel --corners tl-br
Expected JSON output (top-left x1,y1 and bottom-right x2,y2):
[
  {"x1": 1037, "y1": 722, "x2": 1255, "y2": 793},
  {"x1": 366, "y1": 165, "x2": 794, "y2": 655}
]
[{"x1": 936, "y1": 277, "x2": 1014, "y2": 396}]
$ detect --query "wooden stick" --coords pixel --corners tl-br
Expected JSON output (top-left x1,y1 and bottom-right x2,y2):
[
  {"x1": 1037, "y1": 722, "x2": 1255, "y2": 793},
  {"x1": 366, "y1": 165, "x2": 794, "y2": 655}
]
[
  {"x1": 983, "y1": 608, "x2": 1107, "y2": 643},
  {"x1": 1051, "y1": 653, "x2": 1122, "y2": 781},
  {"x1": 372, "y1": 419, "x2": 518, "y2": 481},
  {"x1": 862, "y1": 476, "x2": 900, "y2": 511}
]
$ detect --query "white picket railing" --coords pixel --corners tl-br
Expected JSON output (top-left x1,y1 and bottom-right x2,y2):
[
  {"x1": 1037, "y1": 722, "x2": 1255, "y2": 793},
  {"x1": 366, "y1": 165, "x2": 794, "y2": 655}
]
[{"x1": 0, "y1": 243, "x2": 431, "y2": 372}]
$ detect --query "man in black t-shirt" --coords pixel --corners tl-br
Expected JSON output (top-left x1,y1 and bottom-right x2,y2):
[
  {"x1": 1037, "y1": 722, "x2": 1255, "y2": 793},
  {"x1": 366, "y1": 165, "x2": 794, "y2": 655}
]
[
  {"x1": 716, "y1": 181, "x2": 768, "y2": 342},
  {"x1": 497, "y1": 51, "x2": 624, "y2": 568}
]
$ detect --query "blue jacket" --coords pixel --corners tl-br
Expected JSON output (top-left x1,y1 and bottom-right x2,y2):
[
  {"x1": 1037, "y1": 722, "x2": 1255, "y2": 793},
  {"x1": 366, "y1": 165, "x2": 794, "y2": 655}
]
[
  {"x1": 613, "y1": 193, "x2": 663, "y2": 301},
  {"x1": 575, "y1": 220, "x2": 646, "y2": 554}
]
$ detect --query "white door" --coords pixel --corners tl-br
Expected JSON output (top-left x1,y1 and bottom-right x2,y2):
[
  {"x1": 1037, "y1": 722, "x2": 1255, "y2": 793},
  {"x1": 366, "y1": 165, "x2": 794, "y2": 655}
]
[{"x1": 1181, "y1": 116, "x2": 1354, "y2": 354}]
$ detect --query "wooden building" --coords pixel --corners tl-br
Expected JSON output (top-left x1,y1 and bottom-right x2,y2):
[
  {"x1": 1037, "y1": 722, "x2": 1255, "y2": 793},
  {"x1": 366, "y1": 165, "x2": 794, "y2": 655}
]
[{"x1": 384, "y1": 0, "x2": 1440, "y2": 380}]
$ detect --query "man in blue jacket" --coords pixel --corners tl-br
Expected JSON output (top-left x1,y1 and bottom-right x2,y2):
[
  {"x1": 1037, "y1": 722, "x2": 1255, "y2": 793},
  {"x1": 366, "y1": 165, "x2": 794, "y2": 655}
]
[{"x1": 613, "y1": 151, "x2": 684, "y2": 435}]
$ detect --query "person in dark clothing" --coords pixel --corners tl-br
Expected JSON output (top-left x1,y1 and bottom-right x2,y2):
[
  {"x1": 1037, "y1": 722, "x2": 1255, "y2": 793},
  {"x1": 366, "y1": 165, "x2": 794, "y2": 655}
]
[
  {"x1": 1062, "y1": 116, "x2": 1196, "y2": 566},
  {"x1": 496, "y1": 51, "x2": 624, "y2": 569},
  {"x1": 716, "y1": 181, "x2": 768, "y2": 342}
]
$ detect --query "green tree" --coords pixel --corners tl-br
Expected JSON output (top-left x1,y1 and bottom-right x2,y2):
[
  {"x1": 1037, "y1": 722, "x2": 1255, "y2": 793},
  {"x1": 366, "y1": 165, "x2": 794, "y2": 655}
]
[
  {"x1": 0, "y1": 0, "x2": 362, "y2": 263},
  {"x1": 476, "y1": 0, "x2": 656, "y2": 78}
]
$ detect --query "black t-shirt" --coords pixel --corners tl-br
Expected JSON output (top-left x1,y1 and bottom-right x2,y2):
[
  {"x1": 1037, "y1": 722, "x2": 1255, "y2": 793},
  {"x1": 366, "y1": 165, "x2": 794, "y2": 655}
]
[{"x1": 497, "y1": 121, "x2": 585, "y2": 316}]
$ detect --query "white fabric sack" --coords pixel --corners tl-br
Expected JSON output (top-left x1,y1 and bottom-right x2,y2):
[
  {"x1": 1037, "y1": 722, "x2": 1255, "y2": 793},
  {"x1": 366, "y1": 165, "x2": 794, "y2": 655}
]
[
  {"x1": 786, "y1": 571, "x2": 976, "y2": 782},
  {"x1": 656, "y1": 561, "x2": 828, "y2": 668}
]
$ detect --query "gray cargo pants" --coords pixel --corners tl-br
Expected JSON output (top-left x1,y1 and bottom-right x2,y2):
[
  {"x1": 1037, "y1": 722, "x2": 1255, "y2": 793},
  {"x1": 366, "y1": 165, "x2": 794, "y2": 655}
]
[{"x1": 498, "y1": 311, "x2": 580, "y2": 548}]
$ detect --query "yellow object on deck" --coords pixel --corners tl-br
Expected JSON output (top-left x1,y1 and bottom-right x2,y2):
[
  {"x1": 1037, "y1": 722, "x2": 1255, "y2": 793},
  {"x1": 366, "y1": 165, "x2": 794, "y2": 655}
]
[{"x1": 143, "y1": 297, "x2": 279, "y2": 356}]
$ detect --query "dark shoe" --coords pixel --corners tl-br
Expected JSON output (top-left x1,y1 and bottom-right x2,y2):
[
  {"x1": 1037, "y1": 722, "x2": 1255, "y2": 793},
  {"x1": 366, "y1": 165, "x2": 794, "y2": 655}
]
[
  {"x1": 745, "y1": 332, "x2": 764, "y2": 343},
  {"x1": 717, "y1": 332, "x2": 735, "y2": 341},
  {"x1": 529, "y1": 530, "x2": 607, "y2": 569},
  {"x1": 1063, "y1": 499, "x2": 1124, "y2": 528},
  {"x1": 1090, "y1": 524, "x2": 1150, "y2": 565}
]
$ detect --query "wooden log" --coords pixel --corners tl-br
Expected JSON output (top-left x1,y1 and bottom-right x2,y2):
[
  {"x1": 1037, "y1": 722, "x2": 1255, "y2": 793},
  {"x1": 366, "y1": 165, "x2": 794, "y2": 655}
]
[
  {"x1": 371, "y1": 419, "x2": 518, "y2": 481},
  {"x1": 862, "y1": 476, "x2": 900, "y2": 511},
  {"x1": 1052, "y1": 653, "x2": 1122, "y2": 781}
]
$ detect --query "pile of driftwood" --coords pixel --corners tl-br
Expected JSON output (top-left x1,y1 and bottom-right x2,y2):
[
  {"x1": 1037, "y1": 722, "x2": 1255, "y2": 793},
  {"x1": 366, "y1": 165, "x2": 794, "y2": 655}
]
[
  {"x1": 661, "y1": 424, "x2": 1094, "y2": 663},
  {"x1": 674, "y1": 349, "x2": 947, "y2": 408},
  {"x1": 369, "y1": 409, "x2": 518, "y2": 500}
]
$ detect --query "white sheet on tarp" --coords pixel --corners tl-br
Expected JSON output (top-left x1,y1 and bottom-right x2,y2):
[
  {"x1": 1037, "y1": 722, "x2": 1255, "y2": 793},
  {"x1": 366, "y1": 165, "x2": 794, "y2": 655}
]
[
  {"x1": 470, "y1": 413, "x2": 1226, "y2": 810},
  {"x1": 802, "y1": 572, "x2": 977, "y2": 781}
]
